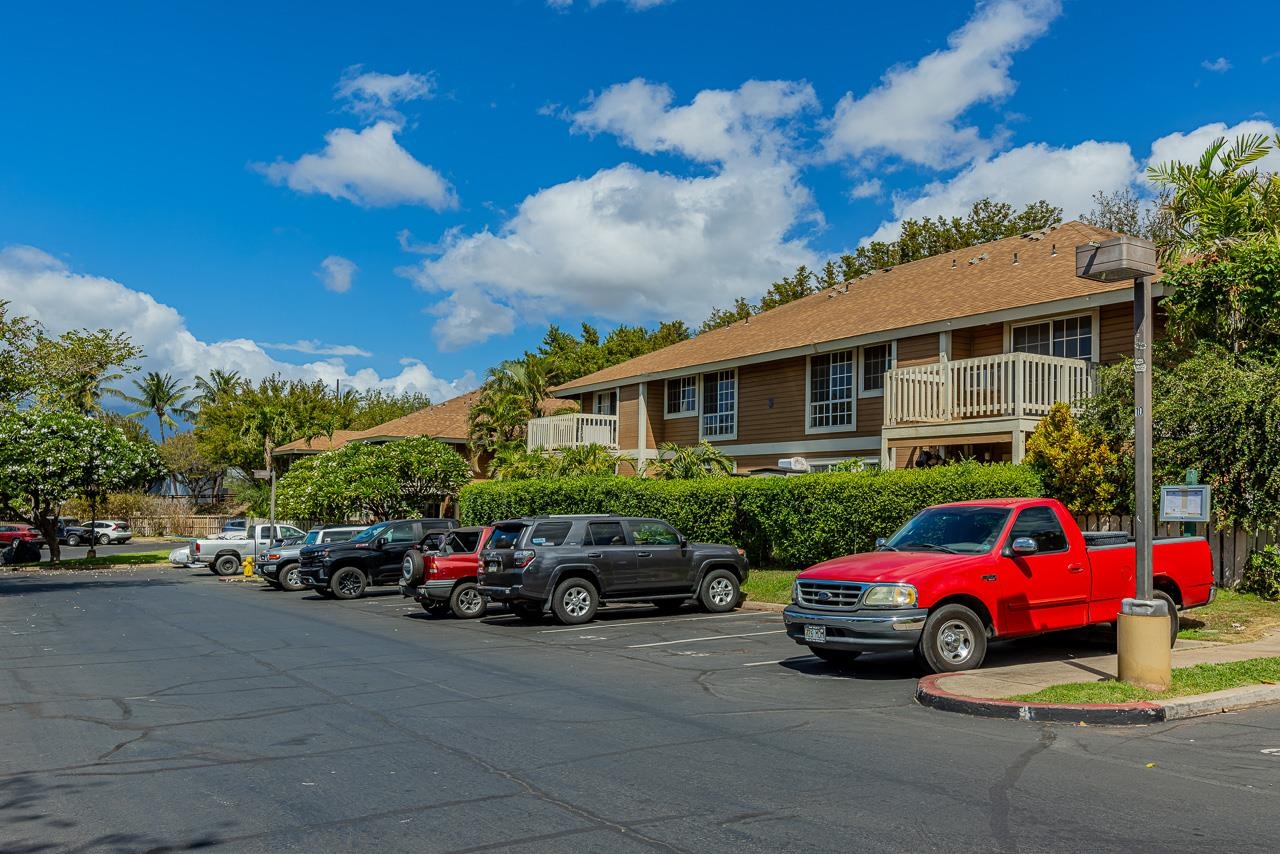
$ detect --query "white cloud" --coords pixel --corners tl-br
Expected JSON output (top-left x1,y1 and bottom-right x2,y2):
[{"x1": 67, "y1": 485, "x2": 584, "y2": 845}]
[
  {"x1": 399, "y1": 79, "x2": 821, "y2": 343},
  {"x1": 824, "y1": 0, "x2": 1061, "y2": 169},
  {"x1": 336, "y1": 66, "x2": 434, "y2": 124},
  {"x1": 0, "y1": 245, "x2": 473, "y2": 401},
  {"x1": 547, "y1": 0, "x2": 672, "y2": 10},
  {"x1": 317, "y1": 255, "x2": 357, "y2": 293},
  {"x1": 254, "y1": 121, "x2": 457, "y2": 210},
  {"x1": 259, "y1": 340, "x2": 372, "y2": 358},
  {"x1": 1145, "y1": 119, "x2": 1280, "y2": 178},
  {"x1": 849, "y1": 179, "x2": 883, "y2": 200},
  {"x1": 864, "y1": 140, "x2": 1137, "y2": 243},
  {"x1": 1201, "y1": 57, "x2": 1232, "y2": 73},
  {"x1": 570, "y1": 78, "x2": 818, "y2": 164}
]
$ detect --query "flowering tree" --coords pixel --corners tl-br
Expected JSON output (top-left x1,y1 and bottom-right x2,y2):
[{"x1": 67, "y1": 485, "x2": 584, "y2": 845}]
[{"x1": 0, "y1": 408, "x2": 163, "y2": 561}]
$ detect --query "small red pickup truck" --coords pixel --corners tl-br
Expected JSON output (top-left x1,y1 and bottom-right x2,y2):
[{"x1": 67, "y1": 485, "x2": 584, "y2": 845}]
[
  {"x1": 782, "y1": 498, "x2": 1214, "y2": 673},
  {"x1": 399, "y1": 526, "x2": 494, "y2": 618}
]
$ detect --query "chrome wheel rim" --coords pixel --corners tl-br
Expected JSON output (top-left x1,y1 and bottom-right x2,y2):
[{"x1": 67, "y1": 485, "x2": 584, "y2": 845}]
[
  {"x1": 402, "y1": 558, "x2": 414, "y2": 580},
  {"x1": 708, "y1": 577, "x2": 735, "y2": 606},
  {"x1": 562, "y1": 586, "x2": 592, "y2": 617},
  {"x1": 284, "y1": 567, "x2": 301, "y2": 588},
  {"x1": 936, "y1": 619, "x2": 974, "y2": 664},
  {"x1": 458, "y1": 587, "x2": 483, "y2": 615},
  {"x1": 337, "y1": 572, "x2": 362, "y2": 597}
]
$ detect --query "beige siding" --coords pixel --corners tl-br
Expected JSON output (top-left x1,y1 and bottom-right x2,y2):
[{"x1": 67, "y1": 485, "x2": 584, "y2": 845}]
[
  {"x1": 857, "y1": 393, "x2": 884, "y2": 433},
  {"x1": 617, "y1": 385, "x2": 639, "y2": 449},
  {"x1": 1098, "y1": 302, "x2": 1131, "y2": 364},
  {"x1": 736, "y1": 358, "x2": 809, "y2": 444},
  {"x1": 896, "y1": 333, "x2": 939, "y2": 367}
]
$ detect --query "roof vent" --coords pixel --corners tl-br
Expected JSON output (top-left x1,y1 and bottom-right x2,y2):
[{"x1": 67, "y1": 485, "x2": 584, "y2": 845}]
[
  {"x1": 1051, "y1": 243, "x2": 1057, "y2": 256},
  {"x1": 951, "y1": 258, "x2": 957, "y2": 269},
  {"x1": 881, "y1": 267, "x2": 892, "y2": 273},
  {"x1": 979, "y1": 252, "x2": 988, "y2": 261},
  {"x1": 1013, "y1": 251, "x2": 1019, "y2": 265},
  {"x1": 968, "y1": 257, "x2": 978, "y2": 265}
]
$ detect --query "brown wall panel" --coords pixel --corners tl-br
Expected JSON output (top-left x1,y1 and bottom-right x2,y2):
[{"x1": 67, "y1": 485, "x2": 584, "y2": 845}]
[
  {"x1": 736, "y1": 358, "x2": 809, "y2": 444},
  {"x1": 896, "y1": 333, "x2": 939, "y2": 367},
  {"x1": 1098, "y1": 302, "x2": 1132, "y2": 364},
  {"x1": 617, "y1": 385, "x2": 639, "y2": 449},
  {"x1": 968, "y1": 323, "x2": 1004, "y2": 357}
]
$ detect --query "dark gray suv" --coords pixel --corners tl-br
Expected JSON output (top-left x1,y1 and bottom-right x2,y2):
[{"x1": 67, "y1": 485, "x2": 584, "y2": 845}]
[{"x1": 477, "y1": 515, "x2": 749, "y2": 625}]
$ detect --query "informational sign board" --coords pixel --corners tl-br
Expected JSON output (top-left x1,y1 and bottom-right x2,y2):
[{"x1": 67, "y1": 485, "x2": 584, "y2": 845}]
[{"x1": 1159, "y1": 485, "x2": 1211, "y2": 523}]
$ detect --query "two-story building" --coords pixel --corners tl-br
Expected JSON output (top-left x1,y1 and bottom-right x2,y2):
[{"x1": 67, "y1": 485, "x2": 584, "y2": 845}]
[{"x1": 534, "y1": 221, "x2": 1153, "y2": 473}]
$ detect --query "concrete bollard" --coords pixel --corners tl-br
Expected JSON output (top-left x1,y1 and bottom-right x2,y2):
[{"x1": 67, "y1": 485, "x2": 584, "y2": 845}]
[{"x1": 1117, "y1": 612, "x2": 1172, "y2": 691}]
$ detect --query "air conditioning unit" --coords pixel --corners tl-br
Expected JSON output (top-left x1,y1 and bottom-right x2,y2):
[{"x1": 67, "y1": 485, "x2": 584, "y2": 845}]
[{"x1": 777, "y1": 457, "x2": 810, "y2": 472}]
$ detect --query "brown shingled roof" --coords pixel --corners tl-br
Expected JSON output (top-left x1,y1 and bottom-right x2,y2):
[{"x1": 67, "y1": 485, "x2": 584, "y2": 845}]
[
  {"x1": 274, "y1": 429, "x2": 367, "y2": 455},
  {"x1": 554, "y1": 221, "x2": 1134, "y2": 394}
]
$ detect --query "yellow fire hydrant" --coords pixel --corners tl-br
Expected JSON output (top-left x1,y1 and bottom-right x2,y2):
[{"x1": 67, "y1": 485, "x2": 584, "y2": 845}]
[{"x1": 242, "y1": 554, "x2": 257, "y2": 579}]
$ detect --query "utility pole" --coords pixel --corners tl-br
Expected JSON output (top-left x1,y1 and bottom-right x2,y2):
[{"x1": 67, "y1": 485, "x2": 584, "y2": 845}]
[{"x1": 1076, "y1": 236, "x2": 1169, "y2": 691}]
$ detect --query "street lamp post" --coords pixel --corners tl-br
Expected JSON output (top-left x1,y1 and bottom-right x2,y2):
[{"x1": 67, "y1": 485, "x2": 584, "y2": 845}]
[{"x1": 1076, "y1": 236, "x2": 1170, "y2": 690}]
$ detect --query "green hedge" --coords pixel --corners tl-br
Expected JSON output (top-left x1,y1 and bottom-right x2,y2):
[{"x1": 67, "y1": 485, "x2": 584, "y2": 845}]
[{"x1": 459, "y1": 462, "x2": 1043, "y2": 568}]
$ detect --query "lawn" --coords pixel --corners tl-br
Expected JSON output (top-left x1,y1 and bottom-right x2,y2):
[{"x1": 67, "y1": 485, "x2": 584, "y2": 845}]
[
  {"x1": 14, "y1": 550, "x2": 175, "y2": 570},
  {"x1": 1014, "y1": 656, "x2": 1280, "y2": 704},
  {"x1": 1177, "y1": 589, "x2": 1280, "y2": 643},
  {"x1": 743, "y1": 568, "x2": 797, "y2": 605}
]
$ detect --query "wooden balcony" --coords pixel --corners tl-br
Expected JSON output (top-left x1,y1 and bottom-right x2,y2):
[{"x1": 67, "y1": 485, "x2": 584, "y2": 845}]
[
  {"x1": 884, "y1": 352, "x2": 1094, "y2": 427},
  {"x1": 526, "y1": 413, "x2": 619, "y2": 452}
]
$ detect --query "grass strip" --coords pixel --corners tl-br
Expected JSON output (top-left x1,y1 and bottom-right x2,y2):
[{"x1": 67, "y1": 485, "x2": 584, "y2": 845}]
[
  {"x1": 34, "y1": 550, "x2": 173, "y2": 569},
  {"x1": 1013, "y1": 656, "x2": 1280, "y2": 704},
  {"x1": 743, "y1": 568, "x2": 797, "y2": 605}
]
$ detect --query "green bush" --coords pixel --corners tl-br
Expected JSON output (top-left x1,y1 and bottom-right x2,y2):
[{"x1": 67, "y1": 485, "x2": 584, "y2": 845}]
[
  {"x1": 459, "y1": 462, "x2": 1042, "y2": 568},
  {"x1": 1239, "y1": 545, "x2": 1280, "y2": 601}
]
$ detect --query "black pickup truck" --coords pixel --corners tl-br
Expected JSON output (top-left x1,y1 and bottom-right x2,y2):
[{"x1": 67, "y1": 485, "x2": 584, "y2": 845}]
[
  {"x1": 297, "y1": 517, "x2": 459, "y2": 599},
  {"x1": 477, "y1": 515, "x2": 749, "y2": 624}
]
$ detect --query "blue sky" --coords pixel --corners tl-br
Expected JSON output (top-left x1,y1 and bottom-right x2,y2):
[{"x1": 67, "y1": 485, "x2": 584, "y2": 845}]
[{"x1": 2, "y1": 0, "x2": 1278, "y2": 404}]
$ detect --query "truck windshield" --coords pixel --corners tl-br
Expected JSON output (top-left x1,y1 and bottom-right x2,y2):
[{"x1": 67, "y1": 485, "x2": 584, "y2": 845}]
[
  {"x1": 886, "y1": 507, "x2": 1010, "y2": 554},
  {"x1": 349, "y1": 523, "x2": 391, "y2": 544}
]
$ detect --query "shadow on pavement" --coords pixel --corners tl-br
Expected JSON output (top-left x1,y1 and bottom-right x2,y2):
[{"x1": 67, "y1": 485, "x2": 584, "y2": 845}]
[{"x1": 0, "y1": 576, "x2": 183, "y2": 596}]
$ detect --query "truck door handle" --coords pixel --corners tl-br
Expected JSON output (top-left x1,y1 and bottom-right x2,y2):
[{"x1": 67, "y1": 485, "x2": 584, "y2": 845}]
[
  {"x1": 1068, "y1": 563, "x2": 1085, "y2": 573},
  {"x1": 587, "y1": 552, "x2": 602, "y2": 558},
  {"x1": 637, "y1": 552, "x2": 652, "y2": 558}
]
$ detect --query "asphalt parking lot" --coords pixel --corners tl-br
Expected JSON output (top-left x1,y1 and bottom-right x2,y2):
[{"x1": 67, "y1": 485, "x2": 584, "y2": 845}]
[{"x1": 2, "y1": 569, "x2": 1278, "y2": 853}]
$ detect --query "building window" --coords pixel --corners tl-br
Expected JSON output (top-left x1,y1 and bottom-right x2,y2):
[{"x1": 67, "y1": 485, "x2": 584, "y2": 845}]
[
  {"x1": 701, "y1": 369, "x2": 736, "y2": 438},
  {"x1": 593, "y1": 390, "x2": 617, "y2": 416},
  {"x1": 809, "y1": 350, "x2": 854, "y2": 429},
  {"x1": 665, "y1": 376, "x2": 697, "y2": 417},
  {"x1": 860, "y1": 343, "x2": 892, "y2": 396},
  {"x1": 1012, "y1": 315, "x2": 1093, "y2": 360}
]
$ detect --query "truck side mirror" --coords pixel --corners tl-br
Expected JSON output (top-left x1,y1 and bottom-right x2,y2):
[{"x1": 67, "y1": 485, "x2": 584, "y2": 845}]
[
  {"x1": 875, "y1": 537, "x2": 888, "y2": 549},
  {"x1": 1009, "y1": 537, "x2": 1038, "y2": 556},
  {"x1": 374, "y1": 536, "x2": 388, "y2": 549}
]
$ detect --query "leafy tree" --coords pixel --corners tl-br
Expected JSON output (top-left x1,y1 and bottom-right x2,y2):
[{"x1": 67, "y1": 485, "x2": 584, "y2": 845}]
[
  {"x1": 112, "y1": 371, "x2": 193, "y2": 442},
  {"x1": 157, "y1": 431, "x2": 223, "y2": 503},
  {"x1": 551, "y1": 443, "x2": 629, "y2": 477},
  {"x1": 649, "y1": 441, "x2": 736, "y2": 479},
  {"x1": 699, "y1": 297, "x2": 754, "y2": 333},
  {"x1": 0, "y1": 408, "x2": 162, "y2": 561},
  {"x1": 1080, "y1": 187, "x2": 1173, "y2": 242},
  {"x1": 1024, "y1": 403, "x2": 1121, "y2": 514},
  {"x1": 275, "y1": 437, "x2": 471, "y2": 521},
  {"x1": 487, "y1": 443, "x2": 557, "y2": 480}
]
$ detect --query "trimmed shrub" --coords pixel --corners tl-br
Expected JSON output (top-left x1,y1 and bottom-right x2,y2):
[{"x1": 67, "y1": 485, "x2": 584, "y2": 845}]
[
  {"x1": 459, "y1": 462, "x2": 1043, "y2": 567},
  {"x1": 1240, "y1": 545, "x2": 1280, "y2": 601}
]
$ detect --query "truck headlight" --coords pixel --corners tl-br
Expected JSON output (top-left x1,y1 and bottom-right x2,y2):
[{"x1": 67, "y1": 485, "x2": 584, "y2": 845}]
[
  {"x1": 792, "y1": 580, "x2": 800, "y2": 604},
  {"x1": 861, "y1": 584, "x2": 917, "y2": 608}
]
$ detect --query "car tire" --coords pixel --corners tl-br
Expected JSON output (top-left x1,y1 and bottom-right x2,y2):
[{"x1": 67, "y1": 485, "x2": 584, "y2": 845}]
[
  {"x1": 810, "y1": 647, "x2": 862, "y2": 665},
  {"x1": 551, "y1": 579, "x2": 598, "y2": 625},
  {"x1": 278, "y1": 563, "x2": 304, "y2": 592},
  {"x1": 402, "y1": 551, "x2": 425, "y2": 585},
  {"x1": 67, "y1": 534, "x2": 81, "y2": 547},
  {"x1": 449, "y1": 582, "x2": 486, "y2": 619},
  {"x1": 698, "y1": 569, "x2": 740, "y2": 613},
  {"x1": 510, "y1": 601, "x2": 544, "y2": 622},
  {"x1": 330, "y1": 567, "x2": 366, "y2": 600},
  {"x1": 918, "y1": 604, "x2": 988, "y2": 673},
  {"x1": 97, "y1": 533, "x2": 110, "y2": 545},
  {"x1": 1154, "y1": 590, "x2": 1180, "y2": 648},
  {"x1": 213, "y1": 554, "x2": 242, "y2": 576}
]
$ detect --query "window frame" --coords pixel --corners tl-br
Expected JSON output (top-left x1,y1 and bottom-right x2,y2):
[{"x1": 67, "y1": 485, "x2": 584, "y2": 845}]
[
  {"x1": 804, "y1": 349, "x2": 857, "y2": 435},
  {"x1": 664, "y1": 376, "x2": 698, "y2": 420},
  {"x1": 698, "y1": 368, "x2": 738, "y2": 442},
  {"x1": 1005, "y1": 310, "x2": 1100, "y2": 362},
  {"x1": 1004, "y1": 506, "x2": 1071, "y2": 556},
  {"x1": 858, "y1": 341, "x2": 896, "y2": 399},
  {"x1": 591, "y1": 389, "x2": 619, "y2": 416}
]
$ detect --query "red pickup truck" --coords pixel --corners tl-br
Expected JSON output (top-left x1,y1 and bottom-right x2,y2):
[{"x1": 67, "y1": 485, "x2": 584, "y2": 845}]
[
  {"x1": 782, "y1": 498, "x2": 1214, "y2": 673},
  {"x1": 399, "y1": 526, "x2": 494, "y2": 618}
]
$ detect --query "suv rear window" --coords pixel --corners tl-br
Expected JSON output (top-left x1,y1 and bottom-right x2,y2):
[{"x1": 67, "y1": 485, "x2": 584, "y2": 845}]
[
  {"x1": 449, "y1": 530, "x2": 483, "y2": 553},
  {"x1": 488, "y1": 528, "x2": 522, "y2": 550},
  {"x1": 528, "y1": 521, "x2": 573, "y2": 546}
]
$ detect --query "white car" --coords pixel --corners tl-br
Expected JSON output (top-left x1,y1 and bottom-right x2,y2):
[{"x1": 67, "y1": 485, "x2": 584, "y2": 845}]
[{"x1": 81, "y1": 520, "x2": 133, "y2": 545}]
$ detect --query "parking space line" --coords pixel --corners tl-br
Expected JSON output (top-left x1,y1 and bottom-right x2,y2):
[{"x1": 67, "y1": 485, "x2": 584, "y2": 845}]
[
  {"x1": 538, "y1": 612, "x2": 770, "y2": 634},
  {"x1": 627, "y1": 630, "x2": 785, "y2": 649},
  {"x1": 742, "y1": 658, "x2": 800, "y2": 667}
]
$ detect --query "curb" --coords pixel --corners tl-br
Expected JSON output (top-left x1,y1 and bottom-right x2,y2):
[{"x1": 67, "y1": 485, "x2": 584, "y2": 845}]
[
  {"x1": 740, "y1": 598, "x2": 787, "y2": 613},
  {"x1": 917, "y1": 673, "x2": 1280, "y2": 724}
]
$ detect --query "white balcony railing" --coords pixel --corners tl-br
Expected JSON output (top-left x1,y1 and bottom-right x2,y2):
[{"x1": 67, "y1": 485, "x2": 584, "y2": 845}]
[
  {"x1": 884, "y1": 352, "x2": 1094, "y2": 427},
  {"x1": 526, "y1": 413, "x2": 619, "y2": 452}
]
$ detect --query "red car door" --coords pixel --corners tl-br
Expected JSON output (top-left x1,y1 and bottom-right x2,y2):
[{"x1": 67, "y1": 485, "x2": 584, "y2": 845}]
[{"x1": 996, "y1": 505, "x2": 1090, "y2": 634}]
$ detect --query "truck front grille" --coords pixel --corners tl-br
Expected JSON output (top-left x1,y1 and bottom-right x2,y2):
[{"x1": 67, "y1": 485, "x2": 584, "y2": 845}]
[{"x1": 796, "y1": 580, "x2": 864, "y2": 610}]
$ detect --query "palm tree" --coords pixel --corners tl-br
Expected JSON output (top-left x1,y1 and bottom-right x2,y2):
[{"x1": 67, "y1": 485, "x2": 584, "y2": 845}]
[
  {"x1": 468, "y1": 390, "x2": 532, "y2": 458},
  {"x1": 190, "y1": 369, "x2": 245, "y2": 410},
  {"x1": 113, "y1": 371, "x2": 193, "y2": 443},
  {"x1": 650, "y1": 441, "x2": 735, "y2": 479},
  {"x1": 552, "y1": 443, "x2": 627, "y2": 477}
]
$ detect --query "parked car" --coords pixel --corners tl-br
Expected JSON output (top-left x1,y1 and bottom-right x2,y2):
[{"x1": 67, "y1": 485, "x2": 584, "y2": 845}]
[
  {"x1": 296, "y1": 518, "x2": 460, "y2": 599},
  {"x1": 257, "y1": 525, "x2": 367, "y2": 591},
  {"x1": 188, "y1": 524, "x2": 307, "y2": 576},
  {"x1": 782, "y1": 498, "x2": 1215, "y2": 673},
  {"x1": 400, "y1": 526, "x2": 494, "y2": 618},
  {"x1": 0, "y1": 525, "x2": 45, "y2": 547},
  {"x1": 64, "y1": 520, "x2": 133, "y2": 546},
  {"x1": 477, "y1": 515, "x2": 750, "y2": 625}
]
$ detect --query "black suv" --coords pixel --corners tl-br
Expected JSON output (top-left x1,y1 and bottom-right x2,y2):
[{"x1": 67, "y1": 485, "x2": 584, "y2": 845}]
[
  {"x1": 297, "y1": 517, "x2": 459, "y2": 599},
  {"x1": 477, "y1": 515, "x2": 749, "y2": 624}
]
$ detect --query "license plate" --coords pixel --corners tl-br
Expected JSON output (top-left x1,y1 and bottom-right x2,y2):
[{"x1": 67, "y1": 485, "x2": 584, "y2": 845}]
[
  {"x1": 804, "y1": 625, "x2": 826, "y2": 643},
  {"x1": 486, "y1": 561, "x2": 500, "y2": 573}
]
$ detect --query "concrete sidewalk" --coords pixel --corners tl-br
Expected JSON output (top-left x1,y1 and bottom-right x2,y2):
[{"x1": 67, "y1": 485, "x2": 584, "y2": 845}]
[{"x1": 918, "y1": 631, "x2": 1280, "y2": 724}]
